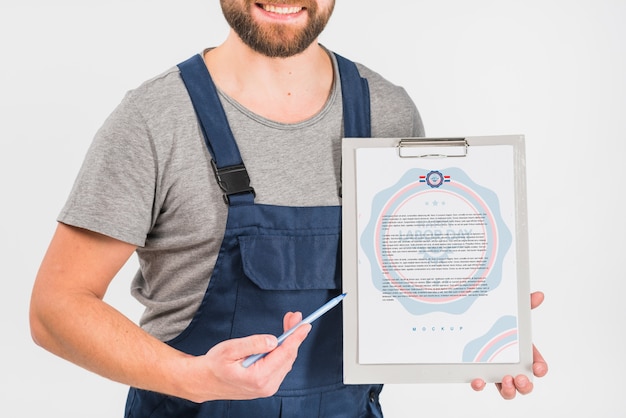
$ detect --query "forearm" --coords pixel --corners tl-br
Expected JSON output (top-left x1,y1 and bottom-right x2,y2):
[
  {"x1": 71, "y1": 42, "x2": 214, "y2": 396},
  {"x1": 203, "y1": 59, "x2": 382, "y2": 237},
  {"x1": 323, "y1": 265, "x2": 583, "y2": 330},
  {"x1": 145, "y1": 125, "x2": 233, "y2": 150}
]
[
  {"x1": 30, "y1": 289, "x2": 314, "y2": 403},
  {"x1": 29, "y1": 223, "x2": 195, "y2": 399},
  {"x1": 29, "y1": 223, "x2": 309, "y2": 403},
  {"x1": 30, "y1": 288, "x2": 191, "y2": 398}
]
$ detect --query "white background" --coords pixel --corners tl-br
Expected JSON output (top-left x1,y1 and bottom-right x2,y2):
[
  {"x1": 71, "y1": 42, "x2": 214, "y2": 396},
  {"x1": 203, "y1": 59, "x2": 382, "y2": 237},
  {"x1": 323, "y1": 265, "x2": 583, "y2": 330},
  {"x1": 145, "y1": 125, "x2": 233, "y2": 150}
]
[{"x1": 2, "y1": 1, "x2": 624, "y2": 416}]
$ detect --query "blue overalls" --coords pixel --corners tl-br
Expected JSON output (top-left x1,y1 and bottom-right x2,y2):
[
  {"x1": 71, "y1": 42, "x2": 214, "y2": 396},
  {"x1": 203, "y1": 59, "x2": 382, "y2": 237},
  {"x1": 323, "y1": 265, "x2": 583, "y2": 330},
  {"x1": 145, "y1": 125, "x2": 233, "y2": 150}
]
[{"x1": 124, "y1": 52, "x2": 383, "y2": 418}]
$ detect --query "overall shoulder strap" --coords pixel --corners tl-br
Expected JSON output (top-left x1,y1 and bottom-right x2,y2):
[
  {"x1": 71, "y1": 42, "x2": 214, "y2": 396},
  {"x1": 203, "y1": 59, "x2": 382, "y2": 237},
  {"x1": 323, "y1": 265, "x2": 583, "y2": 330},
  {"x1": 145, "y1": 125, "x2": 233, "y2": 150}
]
[
  {"x1": 177, "y1": 53, "x2": 372, "y2": 205},
  {"x1": 178, "y1": 54, "x2": 254, "y2": 205},
  {"x1": 334, "y1": 53, "x2": 372, "y2": 138}
]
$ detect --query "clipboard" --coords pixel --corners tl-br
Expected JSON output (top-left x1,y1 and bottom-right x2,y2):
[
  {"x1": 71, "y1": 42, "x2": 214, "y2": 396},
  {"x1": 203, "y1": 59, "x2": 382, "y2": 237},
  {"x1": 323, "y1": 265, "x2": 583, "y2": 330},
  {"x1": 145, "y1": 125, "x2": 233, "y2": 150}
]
[{"x1": 341, "y1": 135, "x2": 532, "y2": 384}]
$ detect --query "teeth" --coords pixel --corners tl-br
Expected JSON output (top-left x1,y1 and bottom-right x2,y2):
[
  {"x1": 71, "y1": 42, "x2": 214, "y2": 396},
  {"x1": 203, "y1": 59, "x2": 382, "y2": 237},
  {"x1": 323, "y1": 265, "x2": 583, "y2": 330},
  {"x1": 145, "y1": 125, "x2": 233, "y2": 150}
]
[{"x1": 262, "y1": 4, "x2": 303, "y2": 14}]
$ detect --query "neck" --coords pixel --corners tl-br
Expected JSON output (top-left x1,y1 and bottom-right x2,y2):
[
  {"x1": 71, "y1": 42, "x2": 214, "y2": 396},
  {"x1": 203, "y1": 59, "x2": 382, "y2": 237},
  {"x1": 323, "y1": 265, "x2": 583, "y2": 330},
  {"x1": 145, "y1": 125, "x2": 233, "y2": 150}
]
[{"x1": 204, "y1": 30, "x2": 334, "y2": 123}]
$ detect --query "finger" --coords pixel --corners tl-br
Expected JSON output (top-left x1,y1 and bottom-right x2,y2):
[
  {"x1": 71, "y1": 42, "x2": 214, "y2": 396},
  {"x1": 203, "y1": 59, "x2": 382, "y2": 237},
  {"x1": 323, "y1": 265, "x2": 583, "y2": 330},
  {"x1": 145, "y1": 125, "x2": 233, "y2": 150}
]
[
  {"x1": 260, "y1": 322, "x2": 311, "y2": 373},
  {"x1": 513, "y1": 374, "x2": 533, "y2": 395},
  {"x1": 215, "y1": 334, "x2": 278, "y2": 363},
  {"x1": 470, "y1": 378, "x2": 486, "y2": 392},
  {"x1": 532, "y1": 344, "x2": 548, "y2": 377},
  {"x1": 244, "y1": 313, "x2": 309, "y2": 371},
  {"x1": 498, "y1": 375, "x2": 517, "y2": 400},
  {"x1": 278, "y1": 321, "x2": 311, "y2": 352},
  {"x1": 530, "y1": 291, "x2": 544, "y2": 309},
  {"x1": 283, "y1": 311, "x2": 303, "y2": 332}
]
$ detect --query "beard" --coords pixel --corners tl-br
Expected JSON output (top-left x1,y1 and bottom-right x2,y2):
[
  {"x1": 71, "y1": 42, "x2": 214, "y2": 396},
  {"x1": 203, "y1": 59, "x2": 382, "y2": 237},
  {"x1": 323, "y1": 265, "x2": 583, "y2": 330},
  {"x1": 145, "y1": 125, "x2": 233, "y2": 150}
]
[{"x1": 220, "y1": 0, "x2": 335, "y2": 58}]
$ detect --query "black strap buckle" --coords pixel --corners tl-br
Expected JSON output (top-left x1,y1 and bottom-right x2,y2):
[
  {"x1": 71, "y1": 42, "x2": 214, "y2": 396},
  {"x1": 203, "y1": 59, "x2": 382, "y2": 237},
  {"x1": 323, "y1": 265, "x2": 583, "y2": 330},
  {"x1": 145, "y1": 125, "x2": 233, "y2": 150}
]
[{"x1": 211, "y1": 160, "x2": 255, "y2": 204}]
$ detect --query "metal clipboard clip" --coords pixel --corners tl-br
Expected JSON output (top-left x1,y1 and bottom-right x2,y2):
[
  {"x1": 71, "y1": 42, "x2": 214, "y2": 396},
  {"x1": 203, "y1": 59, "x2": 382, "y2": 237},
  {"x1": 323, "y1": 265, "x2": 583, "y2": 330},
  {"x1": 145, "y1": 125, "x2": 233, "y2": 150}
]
[{"x1": 398, "y1": 137, "x2": 468, "y2": 158}]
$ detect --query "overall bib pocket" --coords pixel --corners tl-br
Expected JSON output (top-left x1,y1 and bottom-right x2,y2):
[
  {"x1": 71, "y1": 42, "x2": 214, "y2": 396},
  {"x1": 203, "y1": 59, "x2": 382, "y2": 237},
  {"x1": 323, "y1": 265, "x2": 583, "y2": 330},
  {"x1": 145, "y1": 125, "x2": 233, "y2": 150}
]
[
  {"x1": 233, "y1": 232, "x2": 344, "y2": 393},
  {"x1": 239, "y1": 234, "x2": 340, "y2": 291}
]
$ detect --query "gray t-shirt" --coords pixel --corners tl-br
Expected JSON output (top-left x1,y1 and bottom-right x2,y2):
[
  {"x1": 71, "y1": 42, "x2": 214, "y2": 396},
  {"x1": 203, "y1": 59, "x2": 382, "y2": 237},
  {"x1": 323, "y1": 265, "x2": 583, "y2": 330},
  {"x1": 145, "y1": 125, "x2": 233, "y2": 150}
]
[{"x1": 59, "y1": 51, "x2": 425, "y2": 341}]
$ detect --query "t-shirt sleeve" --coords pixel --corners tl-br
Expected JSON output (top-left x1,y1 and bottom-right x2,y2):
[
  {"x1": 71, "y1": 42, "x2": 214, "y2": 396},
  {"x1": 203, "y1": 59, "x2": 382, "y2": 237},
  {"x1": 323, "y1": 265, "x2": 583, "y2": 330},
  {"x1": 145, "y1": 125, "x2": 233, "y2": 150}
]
[{"x1": 58, "y1": 92, "x2": 156, "y2": 247}]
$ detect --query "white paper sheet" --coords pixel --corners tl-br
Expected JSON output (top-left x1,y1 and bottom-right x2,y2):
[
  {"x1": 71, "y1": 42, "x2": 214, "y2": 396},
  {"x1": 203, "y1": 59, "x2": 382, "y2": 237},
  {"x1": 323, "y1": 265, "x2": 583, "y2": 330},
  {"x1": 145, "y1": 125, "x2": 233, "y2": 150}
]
[{"x1": 356, "y1": 145, "x2": 518, "y2": 364}]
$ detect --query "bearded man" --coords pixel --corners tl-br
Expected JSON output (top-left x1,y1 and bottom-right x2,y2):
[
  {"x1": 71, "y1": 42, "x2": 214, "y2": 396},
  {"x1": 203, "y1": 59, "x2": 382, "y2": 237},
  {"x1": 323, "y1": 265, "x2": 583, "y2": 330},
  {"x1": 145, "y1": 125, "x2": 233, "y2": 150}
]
[{"x1": 30, "y1": 2, "x2": 547, "y2": 417}]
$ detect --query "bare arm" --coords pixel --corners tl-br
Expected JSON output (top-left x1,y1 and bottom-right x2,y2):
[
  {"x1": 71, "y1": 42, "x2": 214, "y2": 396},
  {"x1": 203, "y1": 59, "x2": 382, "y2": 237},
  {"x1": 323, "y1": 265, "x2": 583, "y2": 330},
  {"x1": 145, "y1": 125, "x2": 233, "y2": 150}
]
[{"x1": 29, "y1": 223, "x2": 310, "y2": 402}]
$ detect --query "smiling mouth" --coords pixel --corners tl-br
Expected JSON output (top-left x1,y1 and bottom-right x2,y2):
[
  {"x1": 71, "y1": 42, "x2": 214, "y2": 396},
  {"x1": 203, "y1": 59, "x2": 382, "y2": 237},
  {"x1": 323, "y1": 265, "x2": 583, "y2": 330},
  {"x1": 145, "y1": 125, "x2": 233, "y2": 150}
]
[{"x1": 257, "y1": 3, "x2": 305, "y2": 15}]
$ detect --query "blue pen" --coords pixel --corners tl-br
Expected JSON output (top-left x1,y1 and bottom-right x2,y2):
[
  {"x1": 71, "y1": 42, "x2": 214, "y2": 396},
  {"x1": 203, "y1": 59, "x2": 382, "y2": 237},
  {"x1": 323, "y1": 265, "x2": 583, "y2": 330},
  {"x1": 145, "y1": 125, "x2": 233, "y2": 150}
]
[{"x1": 242, "y1": 293, "x2": 347, "y2": 368}]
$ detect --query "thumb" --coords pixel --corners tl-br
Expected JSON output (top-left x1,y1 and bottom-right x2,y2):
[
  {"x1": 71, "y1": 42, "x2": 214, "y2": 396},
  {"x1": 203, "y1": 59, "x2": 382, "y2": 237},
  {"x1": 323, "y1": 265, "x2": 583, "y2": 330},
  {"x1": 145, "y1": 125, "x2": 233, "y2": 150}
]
[
  {"x1": 530, "y1": 291, "x2": 544, "y2": 310},
  {"x1": 214, "y1": 334, "x2": 278, "y2": 362}
]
